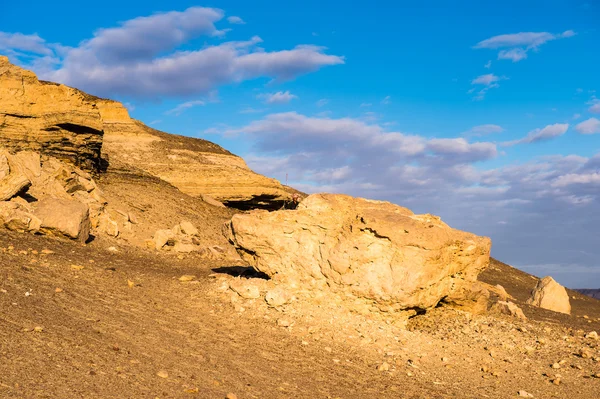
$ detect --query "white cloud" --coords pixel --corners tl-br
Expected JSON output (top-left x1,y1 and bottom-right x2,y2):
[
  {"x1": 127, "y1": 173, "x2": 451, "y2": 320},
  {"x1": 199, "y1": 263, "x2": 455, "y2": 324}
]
[
  {"x1": 1, "y1": 8, "x2": 344, "y2": 98},
  {"x1": 467, "y1": 124, "x2": 504, "y2": 136},
  {"x1": 258, "y1": 91, "x2": 298, "y2": 104},
  {"x1": 575, "y1": 118, "x2": 600, "y2": 134},
  {"x1": 497, "y1": 48, "x2": 528, "y2": 62},
  {"x1": 484, "y1": 60, "x2": 491, "y2": 69},
  {"x1": 552, "y1": 172, "x2": 600, "y2": 187},
  {"x1": 474, "y1": 30, "x2": 575, "y2": 62},
  {"x1": 165, "y1": 100, "x2": 205, "y2": 116},
  {"x1": 588, "y1": 99, "x2": 600, "y2": 114},
  {"x1": 504, "y1": 123, "x2": 569, "y2": 145},
  {"x1": 471, "y1": 74, "x2": 505, "y2": 100},
  {"x1": 381, "y1": 95, "x2": 391, "y2": 105},
  {"x1": 472, "y1": 73, "x2": 501, "y2": 86},
  {"x1": 360, "y1": 103, "x2": 372, "y2": 108},
  {"x1": 227, "y1": 16, "x2": 246, "y2": 24},
  {"x1": 316, "y1": 98, "x2": 329, "y2": 107},
  {"x1": 0, "y1": 32, "x2": 54, "y2": 55}
]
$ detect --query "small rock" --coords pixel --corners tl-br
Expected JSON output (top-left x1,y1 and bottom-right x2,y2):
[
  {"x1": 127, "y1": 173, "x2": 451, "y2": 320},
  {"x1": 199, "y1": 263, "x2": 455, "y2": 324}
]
[
  {"x1": 179, "y1": 275, "x2": 196, "y2": 282},
  {"x1": 551, "y1": 378, "x2": 561, "y2": 385},
  {"x1": 585, "y1": 331, "x2": 598, "y2": 340},
  {"x1": 156, "y1": 370, "x2": 169, "y2": 379},
  {"x1": 265, "y1": 287, "x2": 292, "y2": 307},
  {"x1": 180, "y1": 221, "x2": 199, "y2": 236},
  {"x1": 33, "y1": 326, "x2": 44, "y2": 333},
  {"x1": 377, "y1": 362, "x2": 390, "y2": 371},
  {"x1": 229, "y1": 279, "x2": 261, "y2": 299},
  {"x1": 277, "y1": 319, "x2": 290, "y2": 327},
  {"x1": 518, "y1": 390, "x2": 534, "y2": 398},
  {"x1": 71, "y1": 265, "x2": 84, "y2": 271},
  {"x1": 551, "y1": 362, "x2": 561, "y2": 369},
  {"x1": 55, "y1": 288, "x2": 63, "y2": 293},
  {"x1": 225, "y1": 394, "x2": 238, "y2": 399},
  {"x1": 578, "y1": 348, "x2": 593, "y2": 358}
]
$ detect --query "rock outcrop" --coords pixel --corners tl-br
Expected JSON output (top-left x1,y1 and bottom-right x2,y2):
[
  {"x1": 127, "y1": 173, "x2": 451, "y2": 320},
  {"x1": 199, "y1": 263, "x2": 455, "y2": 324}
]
[
  {"x1": 0, "y1": 149, "x2": 112, "y2": 241},
  {"x1": 224, "y1": 193, "x2": 491, "y2": 310},
  {"x1": 526, "y1": 276, "x2": 571, "y2": 315},
  {"x1": 0, "y1": 56, "x2": 104, "y2": 171},
  {"x1": 99, "y1": 107, "x2": 294, "y2": 209},
  {"x1": 1, "y1": 57, "x2": 295, "y2": 209}
]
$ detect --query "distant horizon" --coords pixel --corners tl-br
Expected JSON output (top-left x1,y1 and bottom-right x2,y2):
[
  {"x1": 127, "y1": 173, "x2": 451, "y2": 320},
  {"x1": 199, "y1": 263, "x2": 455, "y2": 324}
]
[{"x1": 1, "y1": 0, "x2": 599, "y2": 288}]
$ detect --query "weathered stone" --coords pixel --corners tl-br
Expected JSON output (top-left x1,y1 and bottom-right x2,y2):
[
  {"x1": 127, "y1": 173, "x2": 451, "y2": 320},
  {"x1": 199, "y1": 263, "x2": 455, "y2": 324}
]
[
  {"x1": 494, "y1": 301, "x2": 527, "y2": 321},
  {"x1": 0, "y1": 173, "x2": 31, "y2": 201},
  {"x1": 224, "y1": 193, "x2": 491, "y2": 310},
  {"x1": 526, "y1": 276, "x2": 571, "y2": 315},
  {"x1": 201, "y1": 194, "x2": 226, "y2": 208},
  {"x1": 229, "y1": 279, "x2": 262, "y2": 299},
  {"x1": 180, "y1": 221, "x2": 199, "y2": 236},
  {"x1": 34, "y1": 198, "x2": 91, "y2": 242},
  {"x1": 154, "y1": 229, "x2": 175, "y2": 249},
  {"x1": 0, "y1": 56, "x2": 104, "y2": 171},
  {"x1": 265, "y1": 287, "x2": 292, "y2": 307},
  {"x1": 0, "y1": 155, "x2": 9, "y2": 179},
  {"x1": 443, "y1": 281, "x2": 491, "y2": 314}
]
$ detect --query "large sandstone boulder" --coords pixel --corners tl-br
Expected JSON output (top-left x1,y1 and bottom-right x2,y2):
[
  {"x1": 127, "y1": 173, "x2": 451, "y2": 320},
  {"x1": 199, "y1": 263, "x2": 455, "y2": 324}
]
[
  {"x1": 526, "y1": 276, "x2": 571, "y2": 315},
  {"x1": 0, "y1": 56, "x2": 104, "y2": 171},
  {"x1": 224, "y1": 193, "x2": 491, "y2": 310},
  {"x1": 34, "y1": 198, "x2": 91, "y2": 242}
]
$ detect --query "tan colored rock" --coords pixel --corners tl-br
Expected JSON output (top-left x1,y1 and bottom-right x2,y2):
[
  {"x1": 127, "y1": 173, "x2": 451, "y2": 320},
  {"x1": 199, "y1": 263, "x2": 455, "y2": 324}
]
[
  {"x1": 443, "y1": 281, "x2": 491, "y2": 314},
  {"x1": 179, "y1": 221, "x2": 199, "y2": 236},
  {"x1": 154, "y1": 229, "x2": 175, "y2": 249},
  {"x1": 494, "y1": 301, "x2": 527, "y2": 321},
  {"x1": 201, "y1": 194, "x2": 226, "y2": 208},
  {"x1": 0, "y1": 201, "x2": 40, "y2": 232},
  {"x1": 0, "y1": 173, "x2": 31, "y2": 201},
  {"x1": 224, "y1": 193, "x2": 491, "y2": 310},
  {"x1": 265, "y1": 287, "x2": 292, "y2": 307},
  {"x1": 0, "y1": 56, "x2": 104, "y2": 171},
  {"x1": 526, "y1": 276, "x2": 571, "y2": 315},
  {"x1": 34, "y1": 198, "x2": 91, "y2": 242},
  {"x1": 0, "y1": 155, "x2": 9, "y2": 179}
]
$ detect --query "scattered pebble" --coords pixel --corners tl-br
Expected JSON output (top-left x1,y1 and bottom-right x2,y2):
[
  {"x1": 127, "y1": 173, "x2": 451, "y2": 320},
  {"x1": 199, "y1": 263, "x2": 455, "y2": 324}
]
[{"x1": 156, "y1": 370, "x2": 169, "y2": 379}]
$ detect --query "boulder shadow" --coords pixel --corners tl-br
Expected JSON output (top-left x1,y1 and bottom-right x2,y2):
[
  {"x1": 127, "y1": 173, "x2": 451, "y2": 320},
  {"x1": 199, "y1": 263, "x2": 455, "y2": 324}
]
[{"x1": 211, "y1": 266, "x2": 270, "y2": 280}]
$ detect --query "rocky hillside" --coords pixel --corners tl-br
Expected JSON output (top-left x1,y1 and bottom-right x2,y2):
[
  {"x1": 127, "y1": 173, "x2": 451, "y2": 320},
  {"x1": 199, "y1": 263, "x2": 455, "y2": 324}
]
[{"x1": 0, "y1": 56, "x2": 294, "y2": 210}]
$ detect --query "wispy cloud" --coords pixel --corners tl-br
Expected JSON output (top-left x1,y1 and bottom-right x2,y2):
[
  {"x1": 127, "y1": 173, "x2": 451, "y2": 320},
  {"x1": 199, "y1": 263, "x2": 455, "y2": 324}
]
[
  {"x1": 470, "y1": 73, "x2": 506, "y2": 100},
  {"x1": 484, "y1": 60, "x2": 492, "y2": 69},
  {"x1": 474, "y1": 30, "x2": 575, "y2": 62},
  {"x1": 258, "y1": 91, "x2": 298, "y2": 104},
  {"x1": 227, "y1": 16, "x2": 245, "y2": 24},
  {"x1": 576, "y1": 118, "x2": 600, "y2": 134},
  {"x1": 360, "y1": 103, "x2": 372, "y2": 108},
  {"x1": 465, "y1": 124, "x2": 504, "y2": 136},
  {"x1": 381, "y1": 95, "x2": 391, "y2": 105},
  {"x1": 504, "y1": 123, "x2": 569, "y2": 146},
  {"x1": 240, "y1": 107, "x2": 268, "y2": 114},
  {"x1": 588, "y1": 98, "x2": 600, "y2": 114},
  {"x1": 165, "y1": 100, "x2": 205, "y2": 116},
  {"x1": 316, "y1": 98, "x2": 329, "y2": 107}
]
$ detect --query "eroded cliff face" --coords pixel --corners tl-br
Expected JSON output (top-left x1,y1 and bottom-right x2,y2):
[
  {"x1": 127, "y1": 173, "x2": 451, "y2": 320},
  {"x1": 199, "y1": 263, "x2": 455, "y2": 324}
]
[
  {"x1": 97, "y1": 100, "x2": 294, "y2": 210},
  {"x1": 0, "y1": 56, "x2": 104, "y2": 171},
  {"x1": 0, "y1": 57, "x2": 294, "y2": 209}
]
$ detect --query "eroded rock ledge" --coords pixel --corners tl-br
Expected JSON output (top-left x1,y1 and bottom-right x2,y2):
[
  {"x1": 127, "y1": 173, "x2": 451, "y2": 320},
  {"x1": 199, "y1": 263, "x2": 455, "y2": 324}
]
[{"x1": 0, "y1": 56, "x2": 104, "y2": 172}]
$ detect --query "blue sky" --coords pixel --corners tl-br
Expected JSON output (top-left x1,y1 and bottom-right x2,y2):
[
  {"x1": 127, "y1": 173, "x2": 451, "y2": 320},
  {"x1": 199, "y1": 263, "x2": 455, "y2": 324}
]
[{"x1": 1, "y1": 0, "x2": 599, "y2": 287}]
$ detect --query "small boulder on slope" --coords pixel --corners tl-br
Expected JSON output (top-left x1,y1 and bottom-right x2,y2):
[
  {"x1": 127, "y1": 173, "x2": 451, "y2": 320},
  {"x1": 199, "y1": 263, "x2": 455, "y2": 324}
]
[{"x1": 526, "y1": 276, "x2": 571, "y2": 315}]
